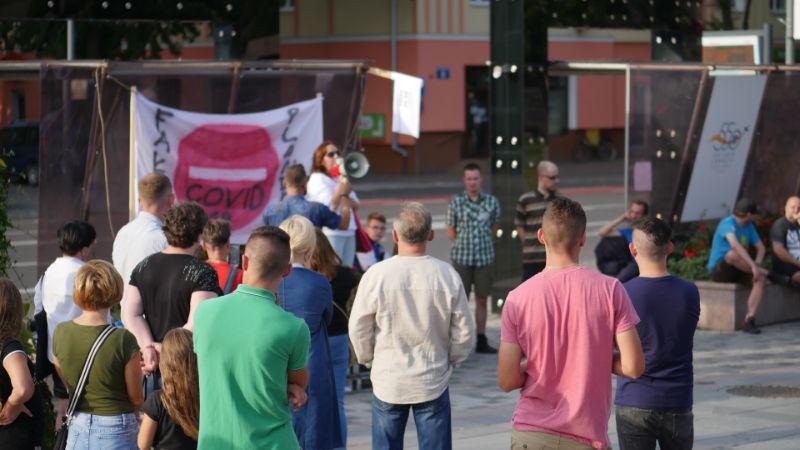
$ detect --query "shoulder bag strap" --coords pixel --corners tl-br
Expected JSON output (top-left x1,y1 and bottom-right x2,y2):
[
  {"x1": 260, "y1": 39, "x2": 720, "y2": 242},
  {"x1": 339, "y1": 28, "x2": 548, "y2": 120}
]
[
  {"x1": 222, "y1": 263, "x2": 238, "y2": 295},
  {"x1": 63, "y1": 325, "x2": 116, "y2": 421},
  {"x1": 332, "y1": 301, "x2": 348, "y2": 320}
]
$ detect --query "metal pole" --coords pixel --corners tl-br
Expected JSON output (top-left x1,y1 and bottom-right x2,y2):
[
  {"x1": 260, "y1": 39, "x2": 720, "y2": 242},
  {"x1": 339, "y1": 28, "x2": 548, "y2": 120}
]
[
  {"x1": 623, "y1": 67, "x2": 630, "y2": 209},
  {"x1": 763, "y1": 23, "x2": 773, "y2": 64},
  {"x1": 390, "y1": 0, "x2": 406, "y2": 173},
  {"x1": 787, "y1": 0, "x2": 794, "y2": 64},
  {"x1": 66, "y1": 18, "x2": 75, "y2": 60}
]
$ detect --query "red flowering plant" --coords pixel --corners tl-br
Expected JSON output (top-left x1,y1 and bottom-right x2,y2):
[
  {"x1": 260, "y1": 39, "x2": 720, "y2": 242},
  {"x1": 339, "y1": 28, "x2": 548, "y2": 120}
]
[
  {"x1": 667, "y1": 221, "x2": 715, "y2": 280},
  {"x1": 667, "y1": 212, "x2": 781, "y2": 281}
]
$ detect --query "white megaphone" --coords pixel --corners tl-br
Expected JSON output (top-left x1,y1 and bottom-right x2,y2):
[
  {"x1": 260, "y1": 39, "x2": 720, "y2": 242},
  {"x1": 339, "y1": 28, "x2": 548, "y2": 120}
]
[{"x1": 336, "y1": 151, "x2": 370, "y2": 180}]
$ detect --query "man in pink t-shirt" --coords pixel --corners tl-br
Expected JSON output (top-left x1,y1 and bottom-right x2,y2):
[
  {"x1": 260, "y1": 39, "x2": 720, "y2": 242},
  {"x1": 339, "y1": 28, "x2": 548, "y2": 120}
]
[{"x1": 497, "y1": 198, "x2": 644, "y2": 450}]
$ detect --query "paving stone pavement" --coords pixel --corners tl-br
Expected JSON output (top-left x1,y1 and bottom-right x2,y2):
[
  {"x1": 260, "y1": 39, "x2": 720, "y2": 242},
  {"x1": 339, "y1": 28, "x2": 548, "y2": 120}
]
[{"x1": 343, "y1": 315, "x2": 800, "y2": 450}]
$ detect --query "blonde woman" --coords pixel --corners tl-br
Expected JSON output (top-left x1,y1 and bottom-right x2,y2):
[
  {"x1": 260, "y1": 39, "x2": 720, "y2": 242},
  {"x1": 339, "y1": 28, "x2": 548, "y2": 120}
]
[
  {"x1": 138, "y1": 328, "x2": 198, "y2": 450},
  {"x1": 278, "y1": 215, "x2": 342, "y2": 450},
  {"x1": 53, "y1": 260, "x2": 142, "y2": 450}
]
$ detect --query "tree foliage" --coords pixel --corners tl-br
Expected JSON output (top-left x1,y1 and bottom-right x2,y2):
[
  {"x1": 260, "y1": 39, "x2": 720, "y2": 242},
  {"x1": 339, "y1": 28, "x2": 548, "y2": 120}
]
[
  {"x1": 0, "y1": 164, "x2": 11, "y2": 278},
  {"x1": 0, "y1": 0, "x2": 279, "y2": 60}
]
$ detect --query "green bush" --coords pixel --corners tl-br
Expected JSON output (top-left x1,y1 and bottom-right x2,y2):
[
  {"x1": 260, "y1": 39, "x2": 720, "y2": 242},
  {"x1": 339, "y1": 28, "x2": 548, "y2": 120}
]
[{"x1": 0, "y1": 157, "x2": 11, "y2": 277}]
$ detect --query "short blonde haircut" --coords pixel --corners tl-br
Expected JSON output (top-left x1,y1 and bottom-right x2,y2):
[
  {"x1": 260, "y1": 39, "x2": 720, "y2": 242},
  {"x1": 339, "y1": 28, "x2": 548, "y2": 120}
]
[
  {"x1": 139, "y1": 172, "x2": 173, "y2": 207},
  {"x1": 73, "y1": 260, "x2": 124, "y2": 311},
  {"x1": 279, "y1": 215, "x2": 317, "y2": 265}
]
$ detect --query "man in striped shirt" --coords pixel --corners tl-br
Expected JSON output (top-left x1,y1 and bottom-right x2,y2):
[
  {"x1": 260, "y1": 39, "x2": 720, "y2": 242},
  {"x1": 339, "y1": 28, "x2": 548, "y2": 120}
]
[{"x1": 515, "y1": 161, "x2": 562, "y2": 281}]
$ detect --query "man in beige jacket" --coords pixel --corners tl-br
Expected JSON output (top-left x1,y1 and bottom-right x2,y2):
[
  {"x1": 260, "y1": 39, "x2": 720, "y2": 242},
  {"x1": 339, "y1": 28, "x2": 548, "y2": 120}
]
[{"x1": 349, "y1": 202, "x2": 476, "y2": 450}]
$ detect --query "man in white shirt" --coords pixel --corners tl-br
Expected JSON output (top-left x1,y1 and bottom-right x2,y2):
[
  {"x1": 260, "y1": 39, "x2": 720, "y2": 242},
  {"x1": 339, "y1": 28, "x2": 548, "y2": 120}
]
[
  {"x1": 349, "y1": 202, "x2": 476, "y2": 450},
  {"x1": 112, "y1": 172, "x2": 174, "y2": 288},
  {"x1": 33, "y1": 220, "x2": 96, "y2": 426}
]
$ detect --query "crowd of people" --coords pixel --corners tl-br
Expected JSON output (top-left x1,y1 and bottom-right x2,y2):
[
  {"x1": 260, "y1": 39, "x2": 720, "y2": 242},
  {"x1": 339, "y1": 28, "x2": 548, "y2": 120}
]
[{"x1": 0, "y1": 144, "x2": 797, "y2": 450}]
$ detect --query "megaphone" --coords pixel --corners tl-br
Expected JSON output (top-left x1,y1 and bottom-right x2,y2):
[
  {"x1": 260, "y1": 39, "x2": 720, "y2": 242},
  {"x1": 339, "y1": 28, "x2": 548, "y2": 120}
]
[{"x1": 340, "y1": 151, "x2": 370, "y2": 179}]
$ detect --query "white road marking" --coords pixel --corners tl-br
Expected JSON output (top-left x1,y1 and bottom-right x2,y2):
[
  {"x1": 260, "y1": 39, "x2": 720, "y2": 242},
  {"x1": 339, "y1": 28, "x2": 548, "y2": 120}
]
[{"x1": 9, "y1": 239, "x2": 36, "y2": 247}]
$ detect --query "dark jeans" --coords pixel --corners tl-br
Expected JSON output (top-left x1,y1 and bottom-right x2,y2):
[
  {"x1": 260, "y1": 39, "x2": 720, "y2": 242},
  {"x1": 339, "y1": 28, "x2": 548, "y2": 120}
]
[
  {"x1": 616, "y1": 405, "x2": 694, "y2": 450},
  {"x1": 615, "y1": 260, "x2": 640, "y2": 283},
  {"x1": 372, "y1": 389, "x2": 452, "y2": 450},
  {"x1": 522, "y1": 262, "x2": 546, "y2": 282}
]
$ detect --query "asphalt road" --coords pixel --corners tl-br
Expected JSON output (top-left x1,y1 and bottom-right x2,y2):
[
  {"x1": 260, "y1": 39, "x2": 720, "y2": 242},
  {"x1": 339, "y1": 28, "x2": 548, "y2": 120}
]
[{"x1": 4, "y1": 182, "x2": 627, "y2": 299}]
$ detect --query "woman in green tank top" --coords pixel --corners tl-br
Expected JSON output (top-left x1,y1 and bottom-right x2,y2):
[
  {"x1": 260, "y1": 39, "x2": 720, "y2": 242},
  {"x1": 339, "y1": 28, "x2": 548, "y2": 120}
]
[{"x1": 53, "y1": 260, "x2": 142, "y2": 450}]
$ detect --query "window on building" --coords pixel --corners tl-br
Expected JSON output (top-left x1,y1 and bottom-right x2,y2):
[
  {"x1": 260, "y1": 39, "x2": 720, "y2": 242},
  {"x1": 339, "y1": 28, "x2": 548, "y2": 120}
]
[
  {"x1": 464, "y1": 66, "x2": 489, "y2": 158},
  {"x1": 470, "y1": 0, "x2": 490, "y2": 6},
  {"x1": 10, "y1": 91, "x2": 25, "y2": 123},
  {"x1": 280, "y1": 0, "x2": 294, "y2": 12},
  {"x1": 548, "y1": 77, "x2": 568, "y2": 136},
  {"x1": 770, "y1": 0, "x2": 786, "y2": 13}
]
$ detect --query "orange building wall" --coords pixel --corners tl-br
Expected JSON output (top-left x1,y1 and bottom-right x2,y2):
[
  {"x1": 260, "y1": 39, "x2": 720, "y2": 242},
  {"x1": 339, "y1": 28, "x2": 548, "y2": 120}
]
[
  {"x1": 0, "y1": 80, "x2": 41, "y2": 127},
  {"x1": 281, "y1": 39, "x2": 489, "y2": 141},
  {"x1": 549, "y1": 40, "x2": 650, "y2": 129}
]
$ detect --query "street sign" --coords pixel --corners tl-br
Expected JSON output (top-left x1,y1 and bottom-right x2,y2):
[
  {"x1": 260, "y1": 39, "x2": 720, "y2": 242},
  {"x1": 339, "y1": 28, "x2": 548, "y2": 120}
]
[
  {"x1": 436, "y1": 66, "x2": 450, "y2": 80},
  {"x1": 359, "y1": 113, "x2": 386, "y2": 139}
]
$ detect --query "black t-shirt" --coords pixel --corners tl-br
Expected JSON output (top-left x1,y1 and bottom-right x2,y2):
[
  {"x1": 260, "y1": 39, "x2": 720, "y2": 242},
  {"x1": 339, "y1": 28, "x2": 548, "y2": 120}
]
[
  {"x1": 327, "y1": 266, "x2": 358, "y2": 336},
  {"x1": 130, "y1": 253, "x2": 221, "y2": 342},
  {"x1": 770, "y1": 217, "x2": 800, "y2": 267},
  {"x1": 142, "y1": 389, "x2": 197, "y2": 450},
  {"x1": 0, "y1": 339, "x2": 43, "y2": 445}
]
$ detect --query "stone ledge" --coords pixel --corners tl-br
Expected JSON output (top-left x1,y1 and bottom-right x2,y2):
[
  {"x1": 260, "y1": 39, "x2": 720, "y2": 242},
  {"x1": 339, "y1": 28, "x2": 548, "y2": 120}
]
[{"x1": 696, "y1": 281, "x2": 800, "y2": 331}]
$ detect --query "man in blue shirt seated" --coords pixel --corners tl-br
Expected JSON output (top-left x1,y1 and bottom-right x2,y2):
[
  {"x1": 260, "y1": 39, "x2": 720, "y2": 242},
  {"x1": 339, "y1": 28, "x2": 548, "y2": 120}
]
[
  {"x1": 263, "y1": 164, "x2": 350, "y2": 230},
  {"x1": 707, "y1": 198, "x2": 768, "y2": 334},
  {"x1": 615, "y1": 217, "x2": 700, "y2": 450},
  {"x1": 595, "y1": 200, "x2": 648, "y2": 282}
]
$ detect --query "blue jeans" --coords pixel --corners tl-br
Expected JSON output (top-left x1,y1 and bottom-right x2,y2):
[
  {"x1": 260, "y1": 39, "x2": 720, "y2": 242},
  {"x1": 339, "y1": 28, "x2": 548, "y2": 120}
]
[
  {"x1": 66, "y1": 412, "x2": 138, "y2": 450},
  {"x1": 615, "y1": 405, "x2": 694, "y2": 450},
  {"x1": 329, "y1": 333, "x2": 350, "y2": 450},
  {"x1": 372, "y1": 389, "x2": 452, "y2": 450}
]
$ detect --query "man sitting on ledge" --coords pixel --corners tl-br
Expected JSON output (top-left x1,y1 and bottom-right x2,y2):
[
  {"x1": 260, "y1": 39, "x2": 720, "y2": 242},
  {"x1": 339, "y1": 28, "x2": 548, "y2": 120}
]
[
  {"x1": 595, "y1": 200, "x2": 648, "y2": 283},
  {"x1": 769, "y1": 196, "x2": 800, "y2": 288},
  {"x1": 707, "y1": 198, "x2": 767, "y2": 334}
]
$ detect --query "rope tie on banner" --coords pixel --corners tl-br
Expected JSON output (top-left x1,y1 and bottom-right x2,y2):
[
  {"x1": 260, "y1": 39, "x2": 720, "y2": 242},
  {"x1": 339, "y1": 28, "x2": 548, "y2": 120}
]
[
  {"x1": 95, "y1": 67, "x2": 116, "y2": 238},
  {"x1": 106, "y1": 74, "x2": 133, "y2": 92}
]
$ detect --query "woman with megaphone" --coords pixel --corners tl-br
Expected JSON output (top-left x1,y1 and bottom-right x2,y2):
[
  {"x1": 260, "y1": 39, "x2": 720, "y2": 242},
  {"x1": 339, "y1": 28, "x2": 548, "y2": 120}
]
[{"x1": 307, "y1": 141, "x2": 361, "y2": 266}]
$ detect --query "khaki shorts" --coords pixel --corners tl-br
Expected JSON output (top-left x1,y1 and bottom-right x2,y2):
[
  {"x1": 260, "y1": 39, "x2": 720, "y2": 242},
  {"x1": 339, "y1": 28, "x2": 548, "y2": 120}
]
[
  {"x1": 511, "y1": 430, "x2": 609, "y2": 450},
  {"x1": 453, "y1": 262, "x2": 494, "y2": 297}
]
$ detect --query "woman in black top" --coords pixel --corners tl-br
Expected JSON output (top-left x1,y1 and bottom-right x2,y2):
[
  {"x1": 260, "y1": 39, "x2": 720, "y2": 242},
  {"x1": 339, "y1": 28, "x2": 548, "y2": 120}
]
[
  {"x1": 0, "y1": 279, "x2": 43, "y2": 450},
  {"x1": 138, "y1": 328, "x2": 199, "y2": 450},
  {"x1": 309, "y1": 228, "x2": 357, "y2": 449}
]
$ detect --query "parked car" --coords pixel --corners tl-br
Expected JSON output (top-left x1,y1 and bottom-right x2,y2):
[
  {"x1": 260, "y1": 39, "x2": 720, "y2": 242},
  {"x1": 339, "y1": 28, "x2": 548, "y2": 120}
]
[{"x1": 0, "y1": 122, "x2": 39, "y2": 185}]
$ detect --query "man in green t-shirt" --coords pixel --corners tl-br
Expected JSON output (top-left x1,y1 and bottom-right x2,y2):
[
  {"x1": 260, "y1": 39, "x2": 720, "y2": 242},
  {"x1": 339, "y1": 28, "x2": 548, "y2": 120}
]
[{"x1": 193, "y1": 226, "x2": 311, "y2": 450}]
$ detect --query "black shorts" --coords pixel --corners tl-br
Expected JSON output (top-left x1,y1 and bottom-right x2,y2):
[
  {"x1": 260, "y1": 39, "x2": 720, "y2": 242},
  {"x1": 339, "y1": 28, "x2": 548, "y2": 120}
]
[
  {"x1": 710, "y1": 259, "x2": 750, "y2": 284},
  {"x1": 453, "y1": 262, "x2": 494, "y2": 297},
  {"x1": 772, "y1": 258, "x2": 800, "y2": 278}
]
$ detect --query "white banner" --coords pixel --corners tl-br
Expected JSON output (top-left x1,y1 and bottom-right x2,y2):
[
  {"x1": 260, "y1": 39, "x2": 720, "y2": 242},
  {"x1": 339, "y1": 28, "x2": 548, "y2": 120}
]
[
  {"x1": 132, "y1": 93, "x2": 324, "y2": 243},
  {"x1": 681, "y1": 74, "x2": 767, "y2": 222},
  {"x1": 391, "y1": 72, "x2": 423, "y2": 138}
]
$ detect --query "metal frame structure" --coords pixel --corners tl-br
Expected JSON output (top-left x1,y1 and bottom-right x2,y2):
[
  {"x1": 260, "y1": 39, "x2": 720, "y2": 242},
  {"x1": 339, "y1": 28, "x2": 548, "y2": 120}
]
[
  {"x1": 0, "y1": 59, "x2": 371, "y2": 79},
  {"x1": 548, "y1": 60, "x2": 800, "y2": 210}
]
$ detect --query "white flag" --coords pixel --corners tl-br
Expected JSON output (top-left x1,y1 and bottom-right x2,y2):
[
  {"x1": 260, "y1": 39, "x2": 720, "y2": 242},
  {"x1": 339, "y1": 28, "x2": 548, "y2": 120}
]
[
  {"x1": 132, "y1": 93, "x2": 324, "y2": 243},
  {"x1": 391, "y1": 72, "x2": 423, "y2": 138}
]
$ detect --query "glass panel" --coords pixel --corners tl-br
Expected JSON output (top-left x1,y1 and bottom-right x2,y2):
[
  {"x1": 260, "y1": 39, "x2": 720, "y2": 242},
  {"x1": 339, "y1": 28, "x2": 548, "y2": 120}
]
[
  {"x1": 628, "y1": 69, "x2": 705, "y2": 223},
  {"x1": 37, "y1": 62, "x2": 366, "y2": 274}
]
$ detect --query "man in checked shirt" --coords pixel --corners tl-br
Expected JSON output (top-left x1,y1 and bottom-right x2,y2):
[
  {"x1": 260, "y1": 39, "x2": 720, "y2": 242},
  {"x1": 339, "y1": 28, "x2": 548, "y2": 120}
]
[{"x1": 447, "y1": 163, "x2": 500, "y2": 354}]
